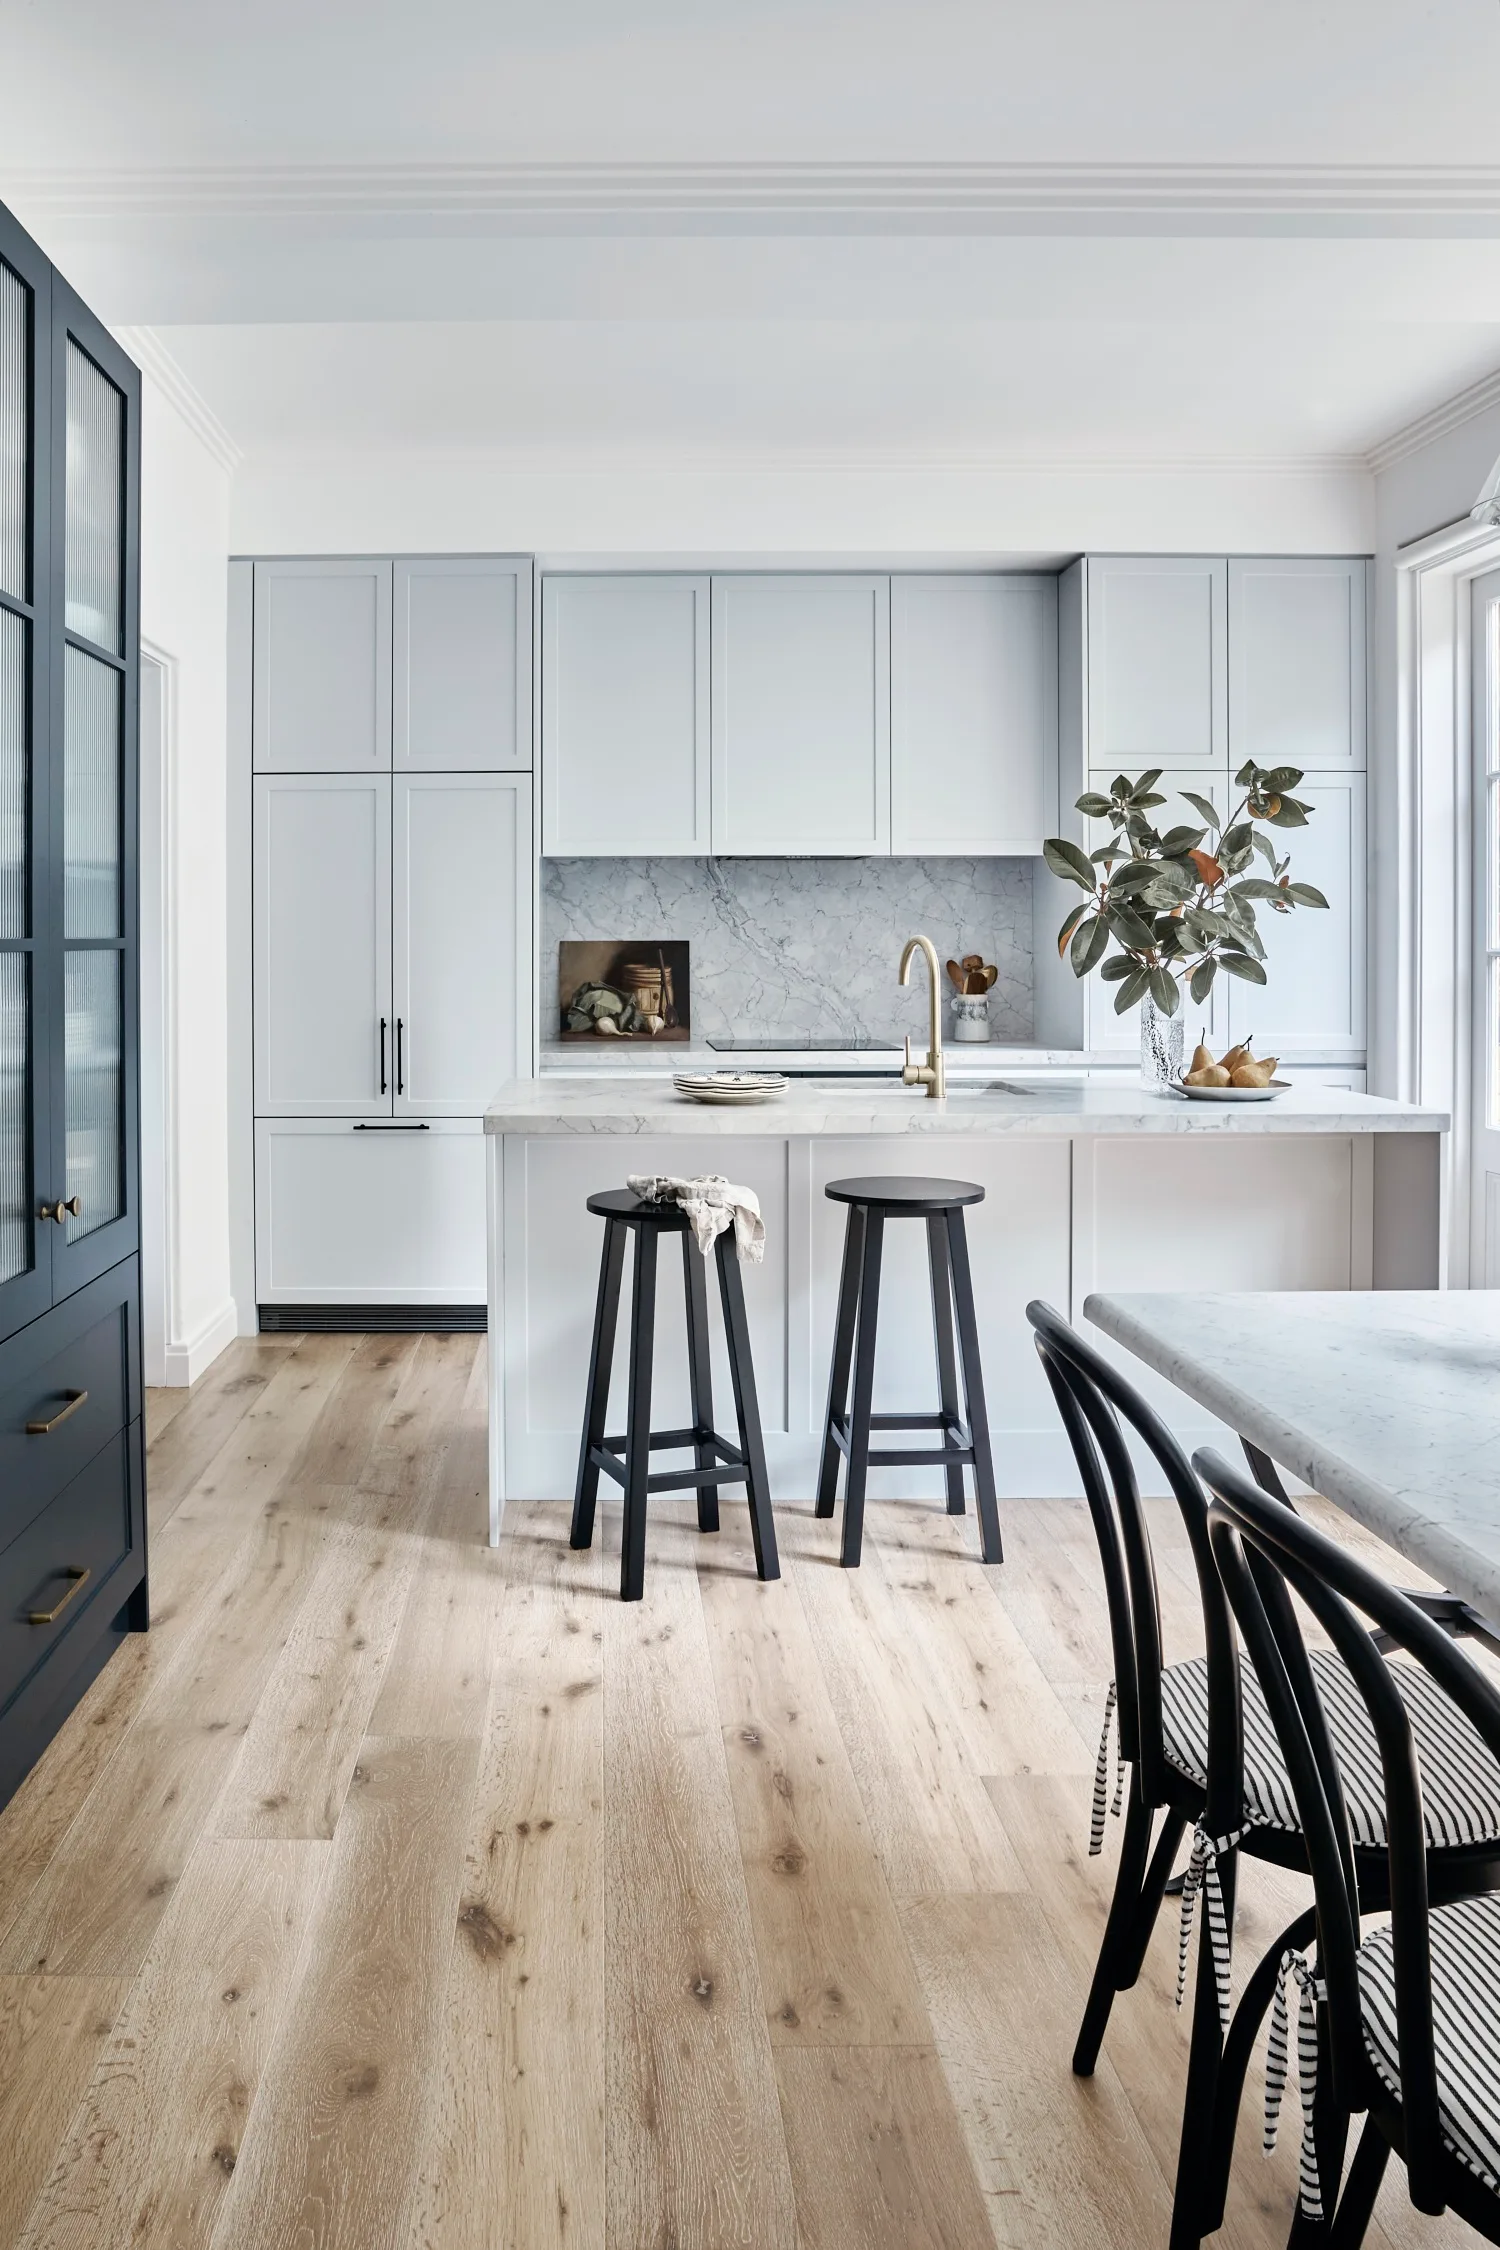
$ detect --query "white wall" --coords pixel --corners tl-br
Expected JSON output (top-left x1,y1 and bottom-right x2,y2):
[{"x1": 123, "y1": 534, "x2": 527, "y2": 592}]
[
  {"x1": 135, "y1": 367, "x2": 237, "y2": 1383},
  {"x1": 230, "y1": 453, "x2": 1373, "y2": 562}
]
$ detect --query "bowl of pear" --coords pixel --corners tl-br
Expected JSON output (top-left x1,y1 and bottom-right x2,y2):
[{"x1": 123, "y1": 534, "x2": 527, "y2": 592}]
[{"x1": 1176, "y1": 1038, "x2": 1289, "y2": 1102}]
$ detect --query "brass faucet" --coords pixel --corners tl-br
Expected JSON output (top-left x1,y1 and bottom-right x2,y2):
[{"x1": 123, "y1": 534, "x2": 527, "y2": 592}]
[{"x1": 899, "y1": 934, "x2": 946, "y2": 1099}]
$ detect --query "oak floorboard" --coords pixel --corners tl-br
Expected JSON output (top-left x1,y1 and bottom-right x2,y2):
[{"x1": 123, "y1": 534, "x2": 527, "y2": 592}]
[
  {"x1": 143, "y1": 1337, "x2": 300, "y2": 1527},
  {"x1": 789, "y1": 1515, "x2": 1026, "y2": 1899},
  {"x1": 145, "y1": 1382, "x2": 191, "y2": 1444},
  {"x1": 209, "y1": 1737, "x2": 479, "y2": 2250},
  {"x1": 405, "y1": 1502, "x2": 603, "y2": 2250},
  {"x1": 776, "y1": 2043, "x2": 996, "y2": 2250},
  {"x1": 14, "y1": 1839, "x2": 327, "y2": 2250},
  {"x1": 288, "y1": 1333, "x2": 421, "y2": 1491},
  {"x1": 603, "y1": 1506, "x2": 800, "y2": 2250},
  {"x1": 368, "y1": 1475, "x2": 506, "y2": 1741},
  {"x1": 902, "y1": 1888, "x2": 1174, "y2": 2250},
  {"x1": 0, "y1": 1975, "x2": 128, "y2": 2245},
  {"x1": 0, "y1": 1491, "x2": 337, "y2": 1977},
  {"x1": 699, "y1": 1555, "x2": 933, "y2": 2046}
]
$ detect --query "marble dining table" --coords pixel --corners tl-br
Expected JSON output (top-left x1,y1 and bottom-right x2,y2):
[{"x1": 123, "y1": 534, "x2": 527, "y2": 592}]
[{"x1": 1084, "y1": 1289, "x2": 1500, "y2": 1624}]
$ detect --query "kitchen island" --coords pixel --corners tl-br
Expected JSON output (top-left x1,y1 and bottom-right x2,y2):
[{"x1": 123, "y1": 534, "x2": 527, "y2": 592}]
[{"x1": 483, "y1": 1077, "x2": 1447, "y2": 1539}]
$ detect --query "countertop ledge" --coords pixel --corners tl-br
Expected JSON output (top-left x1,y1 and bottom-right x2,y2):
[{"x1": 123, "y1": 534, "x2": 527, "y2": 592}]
[{"x1": 484, "y1": 1078, "x2": 1447, "y2": 1137}]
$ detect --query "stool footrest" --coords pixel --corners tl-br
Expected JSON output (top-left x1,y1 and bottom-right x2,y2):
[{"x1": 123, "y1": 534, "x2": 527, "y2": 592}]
[
  {"x1": 589, "y1": 1427, "x2": 752, "y2": 1496},
  {"x1": 600, "y1": 1424, "x2": 745, "y2": 1462}
]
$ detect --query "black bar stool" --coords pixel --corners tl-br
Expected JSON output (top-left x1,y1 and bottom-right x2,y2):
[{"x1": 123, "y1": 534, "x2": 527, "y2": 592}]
[
  {"x1": 570, "y1": 1188, "x2": 780, "y2": 1601},
  {"x1": 816, "y1": 1175, "x2": 1002, "y2": 1569}
]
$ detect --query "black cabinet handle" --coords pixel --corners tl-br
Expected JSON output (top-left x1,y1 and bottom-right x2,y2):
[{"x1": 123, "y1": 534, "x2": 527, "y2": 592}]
[
  {"x1": 379, "y1": 1017, "x2": 388, "y2": 1096},
  {"x1": 396, "y1": 1017, "x2": 405, "y2": 1096}
]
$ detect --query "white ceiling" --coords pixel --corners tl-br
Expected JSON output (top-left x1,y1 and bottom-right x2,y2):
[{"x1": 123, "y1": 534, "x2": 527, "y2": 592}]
[{"x1": 5, "y1": 0, "x2": 1500, "y2": 471}]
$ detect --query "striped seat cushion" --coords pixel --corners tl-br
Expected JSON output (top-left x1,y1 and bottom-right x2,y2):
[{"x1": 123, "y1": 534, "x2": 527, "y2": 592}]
[
  {"x1": 1159, "y1": 1649, "x2": 1500, "y2": 1850},
  {"x1": 1359, "y1": 1891, "x2": 1500, "y2": 2195}
]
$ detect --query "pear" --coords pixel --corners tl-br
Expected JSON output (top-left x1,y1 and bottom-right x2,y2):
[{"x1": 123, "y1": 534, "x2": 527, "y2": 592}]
[
  {"x1": 1196, "y1": 1063, "x2": 1233, "y2": 1087},
  {"x1": 1189, "y1": 1040, "x2": 1214, "y2": 1077},
  {"x1": 1219, "y1": 1041, "x2": 1252, "y2": 1076},
  {"x1": 1231, "y1": 1057, "x2": 1278, "y2": 1088}
]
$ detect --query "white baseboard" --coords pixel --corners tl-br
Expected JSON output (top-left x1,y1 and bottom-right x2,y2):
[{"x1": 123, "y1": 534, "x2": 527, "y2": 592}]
[{"x1": 161, "y1": 1298, "x2": 240, "y2": 1388}]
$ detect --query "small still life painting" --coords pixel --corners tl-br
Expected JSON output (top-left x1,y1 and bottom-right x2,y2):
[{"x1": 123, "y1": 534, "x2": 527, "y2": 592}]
[{"x1": 559, "y1": 941, "x2": 691, "y2": 1040}]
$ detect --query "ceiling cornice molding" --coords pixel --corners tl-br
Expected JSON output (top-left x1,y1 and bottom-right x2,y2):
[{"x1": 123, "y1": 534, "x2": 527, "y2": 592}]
[
  {"x1": 113, "y1": 325, "x2": 243, "y2": 474},
  {"x1": 1366, "y1": 364, "x2": 1500, "y2": 475},
  {"x1": 14, "y1": 160, "x2": 1500, "y2": 228},
  {"x1": 232, "y1": 444, "x2": 1369, "y2": 477}
]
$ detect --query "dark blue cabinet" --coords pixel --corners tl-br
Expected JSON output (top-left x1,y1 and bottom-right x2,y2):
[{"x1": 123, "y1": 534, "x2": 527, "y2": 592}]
[{"x1": 0, "y1": 197, "x2": 145, "y2": 1809}]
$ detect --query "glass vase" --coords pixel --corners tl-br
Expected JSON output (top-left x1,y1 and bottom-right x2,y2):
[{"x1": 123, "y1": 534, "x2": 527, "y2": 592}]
[{"x1": 1139, "y1": 992, "x2": 1184, "y2": 1091}]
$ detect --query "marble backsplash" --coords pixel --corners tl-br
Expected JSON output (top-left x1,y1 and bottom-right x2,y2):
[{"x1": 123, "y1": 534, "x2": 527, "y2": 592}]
[{"x1": 542, "y1": 856, "x2": 1035, "y2": 1048}]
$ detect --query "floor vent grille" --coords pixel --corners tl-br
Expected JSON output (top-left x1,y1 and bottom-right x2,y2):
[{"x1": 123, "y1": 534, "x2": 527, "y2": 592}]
[{"x1": 258, "y1": 1304, "x2": 486, "y2": 1335}]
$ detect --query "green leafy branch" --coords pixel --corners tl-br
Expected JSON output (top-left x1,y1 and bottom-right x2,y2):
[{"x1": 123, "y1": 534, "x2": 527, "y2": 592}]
[{"x1": 1043, "y1": 763, "x2": 1328, "y2": 1017}]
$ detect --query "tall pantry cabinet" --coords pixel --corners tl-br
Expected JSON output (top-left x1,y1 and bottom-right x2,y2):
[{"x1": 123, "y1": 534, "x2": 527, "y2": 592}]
[
  {"x1": 0, "y1": 200, "x2": 147, "y2": 1808},
  {"x1": 249, "y1": 557, "x2": 533, "y2": 1322}
]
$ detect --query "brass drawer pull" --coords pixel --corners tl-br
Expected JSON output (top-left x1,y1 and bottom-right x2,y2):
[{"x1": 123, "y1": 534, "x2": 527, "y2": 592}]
[
  {"x1": 26, "y1": 1388, "x2": 88, "y2": 1436},
  {"x1": 28, "y1": 1566, "x2": 90, "y2": 1625},
  {"x1": 38, "y1": 1197, "x2": 81, "y2": 1224}
]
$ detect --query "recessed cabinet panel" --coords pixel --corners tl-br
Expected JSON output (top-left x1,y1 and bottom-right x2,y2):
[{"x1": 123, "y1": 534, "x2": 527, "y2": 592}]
[
  {"x1": 394, "y1": 557, "x2": 531, "y2": 772},
  {"x1": 253, "y1": 774, "x2": 392, "y2": 1115},
  {"x1": 1087, "y1": 557, "x2": 1227, "y2": 772},
  {"x1": 1225, "y1": 773, "x2": 1366, "y2": 1054},
  {"x1": 711, "y1": 575, "x2": 889, "y2": 855},
  {"x1": 252, "y1": 560, "x2": 392, "y2": 772},
  {"x1": 255, "y1": 1118, "x2": 485, "y2": 1303},
  {"x1": 1229, "y1": 559, "x2": 1367, "y2": 772},
  {"x1": 891, "y1": 575, "x2": 1057, "y2": 854},
  {"x1": 393, "y1": 773, "x2": 531, "y2": 1115},
  {"x1": 542, "y1": 574, "x2": 709, "y2": 855}
]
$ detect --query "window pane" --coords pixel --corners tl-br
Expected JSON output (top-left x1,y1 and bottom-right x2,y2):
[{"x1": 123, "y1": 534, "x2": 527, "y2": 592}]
[
  {"x1": 65, "y1": 643, "x2": 120, "y2": 938},
  {"x1": 0, "y1": 950, "x2": 27, "y2": 1283},
  {"x1": 0, "y1": 607, "x2": 24, "y2": 939},
  {"x1": 65, "y1": 342, "x2": 122, "y2": 652},
  {"x1": 64, "y1": 947, "x2": 121, "y2": 1241},
  {"x1": 0, "y1": 260, "x2": 25, "y2": 604}
]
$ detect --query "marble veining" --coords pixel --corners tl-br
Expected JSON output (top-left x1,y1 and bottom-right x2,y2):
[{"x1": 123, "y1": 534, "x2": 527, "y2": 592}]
[
  {"x1": 485, "y1": 1077, "x2": 1444, "y2": 1140},
  {"x1": 1085, "y1": 1290, "x2": 1500, "y2": 1620},
  {"x1": 541, "y1": 855, "x2": 1034, "y2": 1048}
]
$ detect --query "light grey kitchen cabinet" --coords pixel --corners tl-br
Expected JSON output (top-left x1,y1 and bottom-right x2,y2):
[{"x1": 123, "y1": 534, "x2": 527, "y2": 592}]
[
  {"x1": 710, "y1": 575, "x2": 889, "y2": 855},
  {"x1": 393, "y1": 772, "x2": 532, "y2": 1114},
  {"x1": 252, "y1": 559, "x2": 392, "y2": 772},
  {"x1": 252, "y1": 772, "x2": 392, "y2": 1115},
  {"x1": 1225, "y1": 771, "x2": 1367, "y2": 1055},
  {"x1": 394, "y1": 556, "x2": 532, "y2": 772},
  {"x1": 541, "y1": 574, "x2": 709, "y2": 854},
  {"x1": 1229, "y1": 558, "x2": 1367, "y2": 772},
  {"x1": 1086, "y1": 556, "x2": 1227, "y2": 774},
  {"x1": 890, "y1": 575, "x2": 1058, "y2": 854},
  {"x1": 254, "y1": 1118, "x2": 486, "y2": 1305}
]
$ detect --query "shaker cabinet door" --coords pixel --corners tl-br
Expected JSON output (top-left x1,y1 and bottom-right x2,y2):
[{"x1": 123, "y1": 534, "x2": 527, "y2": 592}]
[
  {"x1": 252, "y1": 559, "x2": 392, "y2": 772},
  {"x1": 891, "y1": 574, "x2": 1057, "y2": 854},
  {"x1": 541, "y1": 574, "x2": 709, "y2": 854},
  {"x1": 394, "y1": 557, "x2": 531, "y2": 772},
  {"x1": 1224, "y1": 772, "x2": 1366, "y2": 1055},
  {"x1": 711, "y1": 575, "x2": 889, "y2": 855},
  {"x1": 253, "y1": 773, "x2": 392, "y2": 1115},
  {"x1": 1229, "y1": 558, "x2": 1367, "y2": 773},
  {"x1": 393, "y1": 771, "x2": 532, "y2": 1115},
  {"x1": 1086, "y1": 557, "x2": 1227, "y2": 774}
]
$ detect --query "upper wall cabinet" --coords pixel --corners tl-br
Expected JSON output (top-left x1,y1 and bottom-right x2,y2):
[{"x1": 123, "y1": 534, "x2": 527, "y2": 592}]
[
  {"x1": 542, "y1": 574, "x2": 709, "y2": 854},
  {"x1": 1086, "y1": 556, "x2": 1227, "y2": 773},
  {"x1": 394, "y1": 556, "x2": 532, "y2": 772},
  {"x1": 891, "y1": 574, "x2": 1057, "y2": 855},
  {"x1": 1229, "y1": 558, "x2": 1367, "y2": 771},
  {"x1": 711, "y1": 575, "x2": 889, "y2": 856},
  {"x1": 252, "y1": 559, "x2": 392, "y2": 772}
]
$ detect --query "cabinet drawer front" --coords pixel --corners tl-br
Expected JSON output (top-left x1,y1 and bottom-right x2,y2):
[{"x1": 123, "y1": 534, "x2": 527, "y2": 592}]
[
  {"x1": 0, "y1": 1428, "x2": 133, "y2": 1712},
  {"x1": 0, "y1": 1275, "x2": 134, "y2": 1543}
]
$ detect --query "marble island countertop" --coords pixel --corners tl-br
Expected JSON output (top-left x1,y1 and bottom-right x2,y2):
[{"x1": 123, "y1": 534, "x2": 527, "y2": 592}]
[{"x1": 484, "y1": 1076, "x2": 1447, "y2": 1138}]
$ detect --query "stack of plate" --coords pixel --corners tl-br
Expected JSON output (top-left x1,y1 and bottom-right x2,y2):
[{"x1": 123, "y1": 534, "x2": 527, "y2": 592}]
[{"x1": 673, "y1": 1070, "x2": 788, "y2": 1106}]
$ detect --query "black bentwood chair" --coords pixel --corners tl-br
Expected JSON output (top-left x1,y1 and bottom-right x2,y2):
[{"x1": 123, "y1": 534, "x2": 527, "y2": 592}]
[
  {"x1": 1026, "y1": 1302, "x2": 1500, "y2": 2250},
  {"x1": 1201, "y1": 1448, "x2": 1500, "y2": 2245}
]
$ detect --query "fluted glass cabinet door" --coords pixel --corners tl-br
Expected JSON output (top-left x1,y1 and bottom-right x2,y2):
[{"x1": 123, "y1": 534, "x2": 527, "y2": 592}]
[
  {"x1": 0, "y1": 210, "x2": 52, "y2": 1344},
  {"x1": 47, "y1": 281, "x2": 137, "y2": 1299}
]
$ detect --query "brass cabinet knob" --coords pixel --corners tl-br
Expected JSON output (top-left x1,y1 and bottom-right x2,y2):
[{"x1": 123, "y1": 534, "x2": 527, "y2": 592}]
[{"x1": 38, "y1": 1197, "x2": 80, "y2": 1223}]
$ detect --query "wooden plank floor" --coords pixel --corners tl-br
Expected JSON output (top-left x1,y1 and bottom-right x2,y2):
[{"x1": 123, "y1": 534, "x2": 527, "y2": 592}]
[{"x1": 0, "y1": 1330, "x2": 1484, "y2": 2247}]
